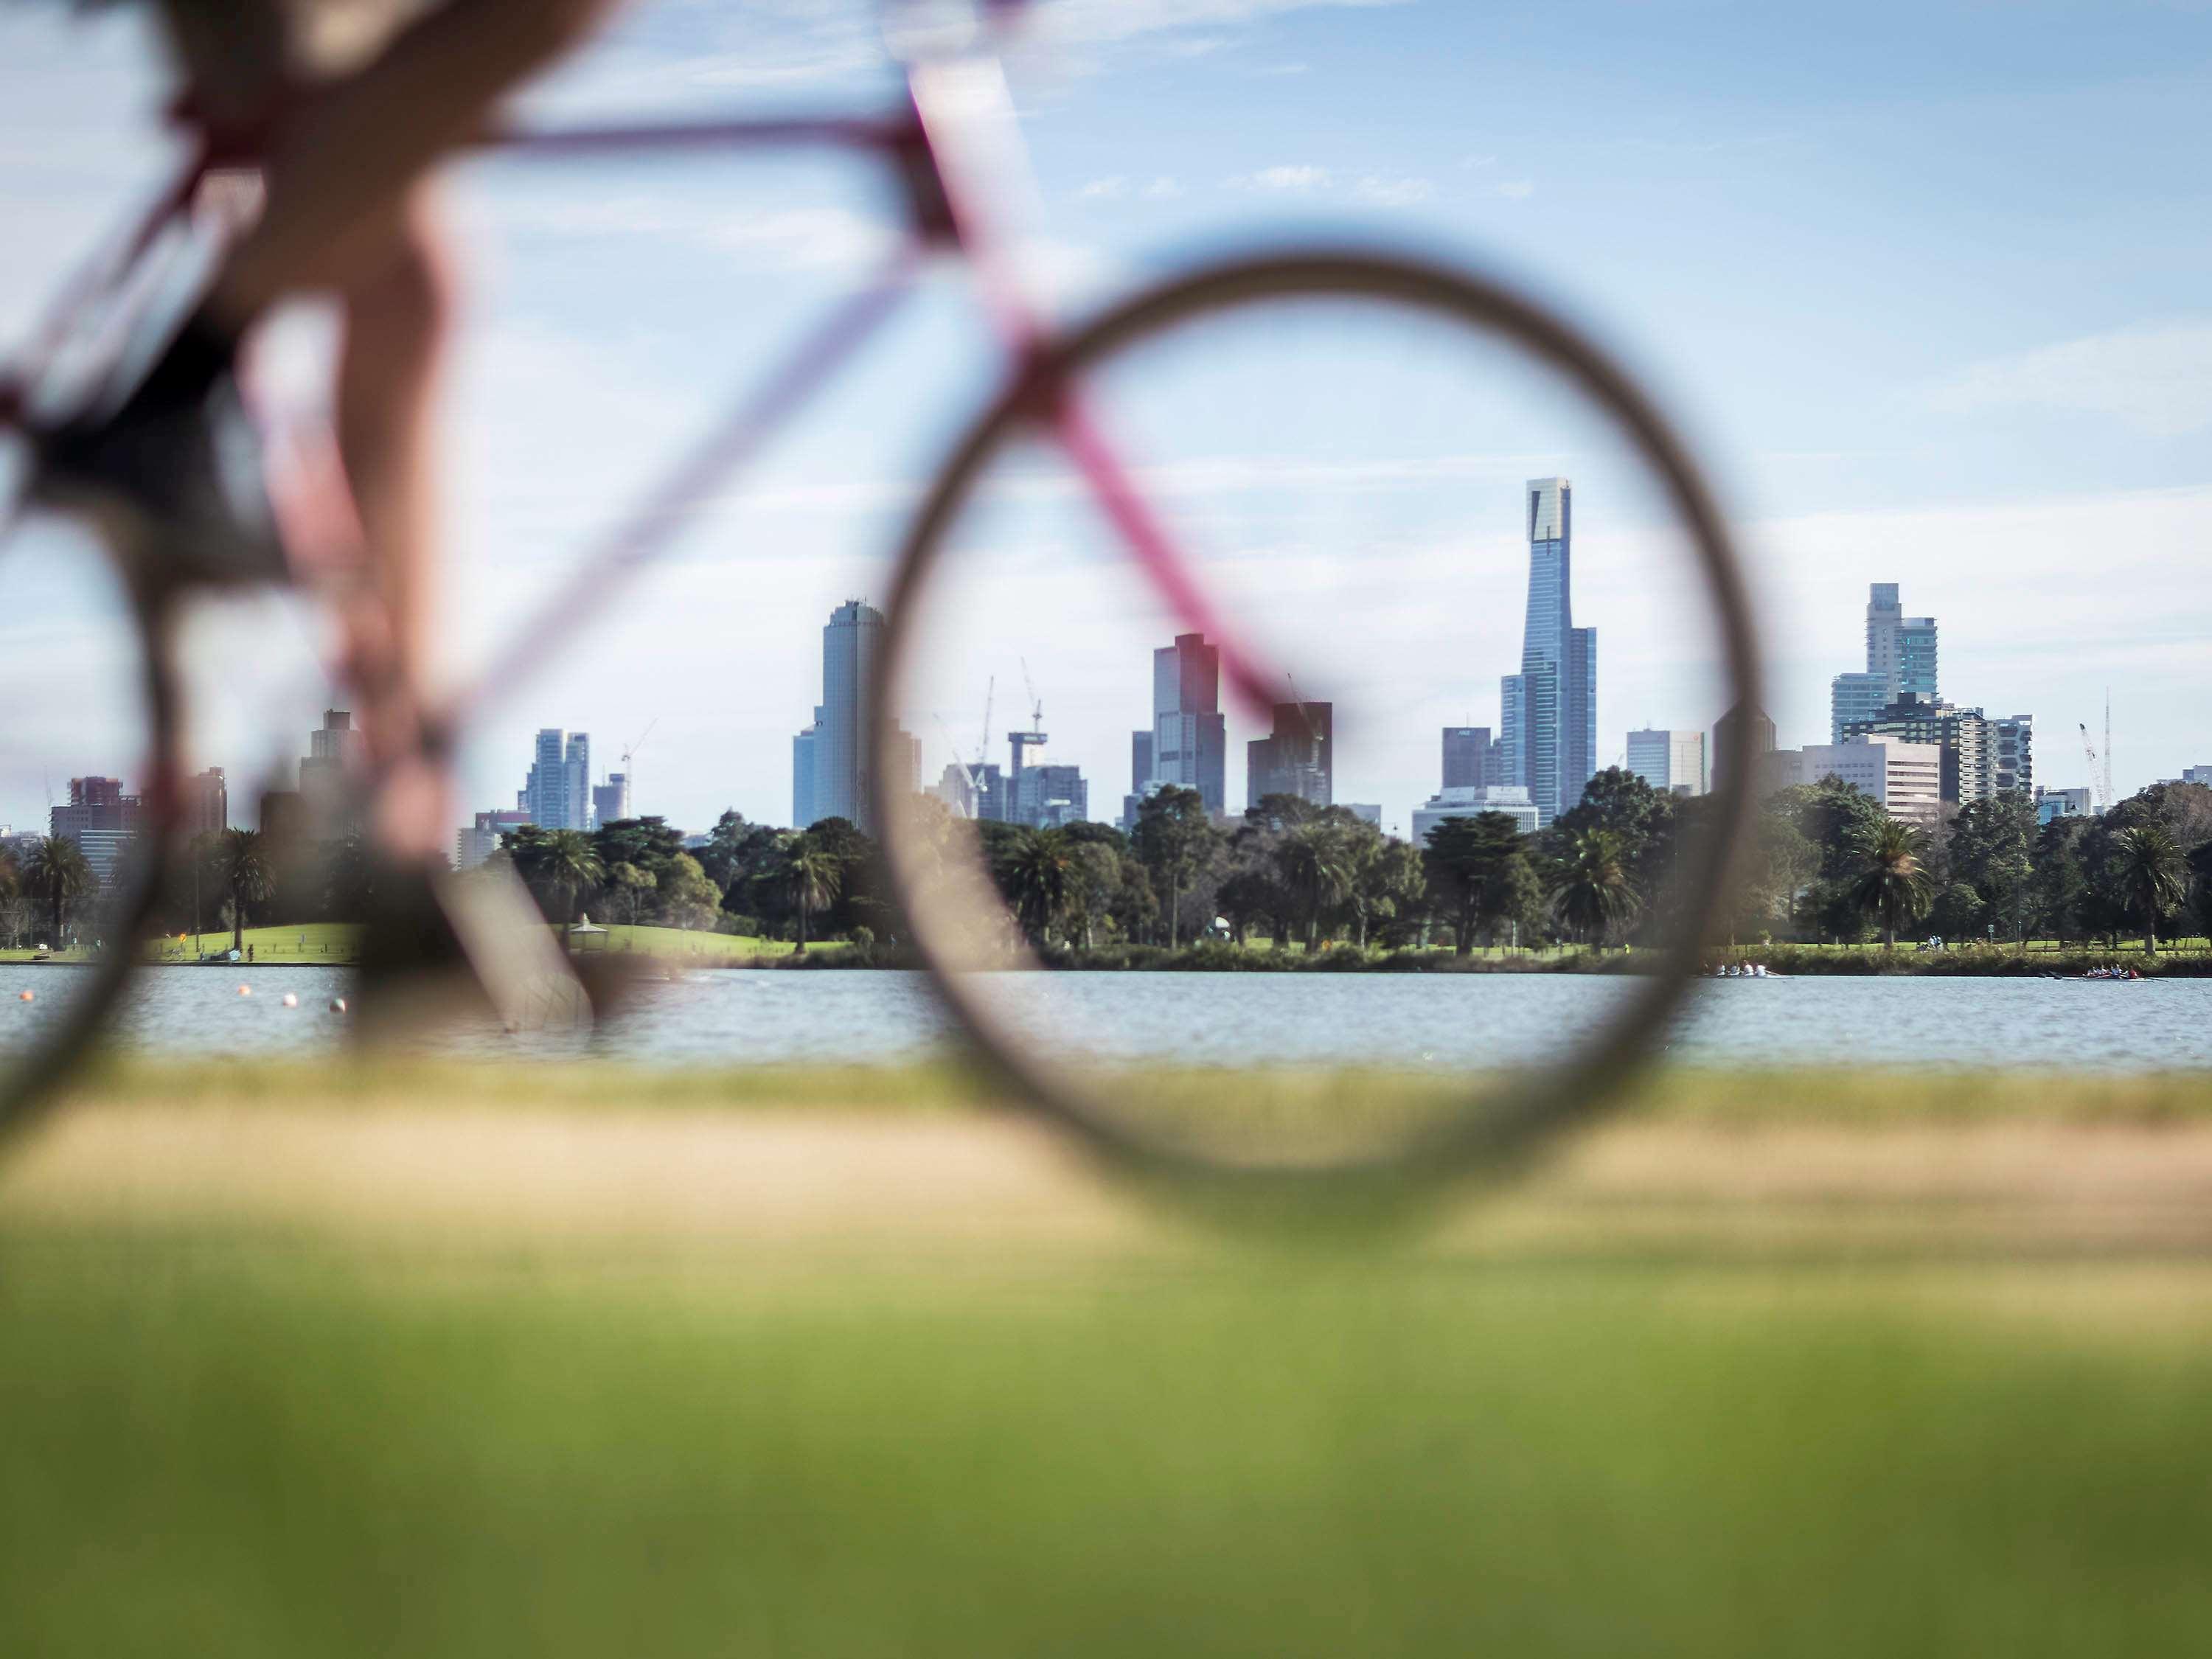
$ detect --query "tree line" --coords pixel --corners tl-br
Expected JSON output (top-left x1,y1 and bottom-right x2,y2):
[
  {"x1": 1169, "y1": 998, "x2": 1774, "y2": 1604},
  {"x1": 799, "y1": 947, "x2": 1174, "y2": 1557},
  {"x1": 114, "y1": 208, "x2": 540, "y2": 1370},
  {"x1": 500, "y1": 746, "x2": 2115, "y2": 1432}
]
[{"x1": 12, "y1": 771, "x2": 2209, "y2": 961}]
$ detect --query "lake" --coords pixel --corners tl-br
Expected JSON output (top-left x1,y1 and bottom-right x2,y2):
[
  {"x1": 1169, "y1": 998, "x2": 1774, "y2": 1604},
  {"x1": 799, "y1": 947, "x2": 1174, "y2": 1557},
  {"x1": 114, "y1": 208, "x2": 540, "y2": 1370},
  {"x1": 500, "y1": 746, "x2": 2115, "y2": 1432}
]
[{"x1": 4, "y1": 965, "x2": 2211, "y2": 1074}]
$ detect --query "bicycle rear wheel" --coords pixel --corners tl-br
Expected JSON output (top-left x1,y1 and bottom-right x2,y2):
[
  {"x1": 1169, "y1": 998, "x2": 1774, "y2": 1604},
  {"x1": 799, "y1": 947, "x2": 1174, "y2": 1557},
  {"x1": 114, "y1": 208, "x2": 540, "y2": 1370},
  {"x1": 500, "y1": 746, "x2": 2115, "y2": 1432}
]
[
  {"x1": 873, "y1": 248, "x2": 1762, "y2": 1217},
  {"x1": 0, "y1": 502, "x2": 175, "y2": 1146}
]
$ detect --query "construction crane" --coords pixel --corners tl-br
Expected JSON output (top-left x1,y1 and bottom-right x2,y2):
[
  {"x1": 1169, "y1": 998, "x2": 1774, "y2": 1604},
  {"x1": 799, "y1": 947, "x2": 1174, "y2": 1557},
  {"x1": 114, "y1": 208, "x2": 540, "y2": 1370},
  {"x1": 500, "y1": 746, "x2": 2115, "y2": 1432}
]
[
  {"x1": 931, "y1": 715, "x2": 981, "y2": 816},
  {"x1": 2078, "y1": 690, "x2": 2115, "y2": 814},
  {"x1": 1009, "y1": 658, "x2": 1046, "y2": 775},
  {"x1": 619, "y1": 719, "x2": 655, "y2": 815}
]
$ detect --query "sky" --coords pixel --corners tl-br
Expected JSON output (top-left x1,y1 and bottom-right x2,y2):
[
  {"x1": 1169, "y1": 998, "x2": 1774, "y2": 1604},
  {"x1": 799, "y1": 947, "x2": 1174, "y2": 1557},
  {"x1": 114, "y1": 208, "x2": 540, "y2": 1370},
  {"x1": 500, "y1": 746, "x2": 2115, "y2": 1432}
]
[{"x1": 2, "y1": 0, "x2": 2209, "y2": 838}]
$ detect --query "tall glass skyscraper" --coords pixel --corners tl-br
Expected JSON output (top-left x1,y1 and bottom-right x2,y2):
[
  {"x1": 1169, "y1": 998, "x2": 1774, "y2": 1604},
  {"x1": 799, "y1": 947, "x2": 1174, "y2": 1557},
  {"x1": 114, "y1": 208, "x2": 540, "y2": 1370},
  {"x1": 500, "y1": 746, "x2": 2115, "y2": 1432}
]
[
  {"x1": 1500, "y1": 477, "x2": 1595, "y2": 826},
  {"x1": 791, "y1": 601, "x2": 917, "y2": 834},
  {"x1": 1150, "y1": 632, "x2": 1227, "y2": 816},
  {"x1": 521, "y1": 728, "x2": 591, "y2": 830}
]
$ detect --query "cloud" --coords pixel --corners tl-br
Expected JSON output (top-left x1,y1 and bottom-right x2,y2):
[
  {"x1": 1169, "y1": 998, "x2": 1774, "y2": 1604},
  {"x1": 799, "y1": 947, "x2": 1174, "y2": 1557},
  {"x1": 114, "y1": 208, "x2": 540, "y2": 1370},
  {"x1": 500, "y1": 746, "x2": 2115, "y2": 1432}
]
[
  {"x1": 1077, "y1": 175, "x2": 1130, "y2": 201},
  {"x1": 1143, "y1": 176, "x2": 1185, "y2": 199},
  {"x1": 1354, "y1": 174, "x2": 1434, "y2": 208},
  {"x1": 1230, "y1": 164, "x2": 1332, "y2": 192},
  {"x1": 1927, "y1": 320, "x2": 2212, "y2": 437},
  {"x1": 1495, "y1": 180, "x2": 1537, "y2": 200}
]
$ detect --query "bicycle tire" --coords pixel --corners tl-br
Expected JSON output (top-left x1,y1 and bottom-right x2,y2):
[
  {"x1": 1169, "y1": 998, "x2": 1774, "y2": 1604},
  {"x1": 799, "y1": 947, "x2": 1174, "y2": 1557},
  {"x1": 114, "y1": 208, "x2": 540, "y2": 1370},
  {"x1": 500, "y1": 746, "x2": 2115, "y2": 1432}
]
[
  {"x1": 872, "y1": 245, "x2": 1764, "y2": 1221},
  {"x1": 0, "y1": 532, "x2": 180, "y2": 1153}
]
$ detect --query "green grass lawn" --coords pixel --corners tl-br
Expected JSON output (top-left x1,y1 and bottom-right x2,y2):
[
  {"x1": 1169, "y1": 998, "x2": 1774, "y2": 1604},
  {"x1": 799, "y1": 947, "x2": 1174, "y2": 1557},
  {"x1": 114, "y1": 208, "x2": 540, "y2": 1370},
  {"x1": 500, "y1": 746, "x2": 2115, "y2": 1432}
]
[
  {"x1": 10, "y1": 1062, "x2": 2212, "y2": 1655},
  {"x1": 128, "y1": 921, "x2": 808, "y2": 966}
]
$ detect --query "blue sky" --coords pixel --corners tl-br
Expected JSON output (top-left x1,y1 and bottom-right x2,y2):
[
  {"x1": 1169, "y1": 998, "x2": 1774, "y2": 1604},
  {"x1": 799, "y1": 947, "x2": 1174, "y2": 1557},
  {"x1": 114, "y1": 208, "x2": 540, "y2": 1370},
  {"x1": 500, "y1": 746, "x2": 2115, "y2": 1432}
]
[{"x1": 3, "y1": 0, "x2": 2209, "y2": 836}]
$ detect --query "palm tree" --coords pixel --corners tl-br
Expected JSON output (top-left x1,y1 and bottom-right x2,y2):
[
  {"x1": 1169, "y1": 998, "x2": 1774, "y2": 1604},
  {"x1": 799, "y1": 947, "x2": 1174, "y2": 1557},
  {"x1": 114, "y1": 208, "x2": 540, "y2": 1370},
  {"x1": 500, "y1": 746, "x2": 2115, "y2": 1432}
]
[
  {"x1": 2110, "y1": 824, "x2": 2187, "y2": 956},
  {"x1": 214, "y1": 827, "x2": 276, "y2": 955},
  {"x1": 1548, "y1": 828, "x2": 1642, "y2": 950},
  {"x1": 23, "y1": 836, "x2": 94, "y2": 949},
  {"x1": 1273, "y1": 821, "x2": 1354, "y2": 952},
  {"x1": 998, "y1": 827, "x2": 1075, "y2": 947},
  {"x1": 779, "y1": 832, "x2": 844, "y2": 955},
  {"x1": 538, "y1": 830, "x2": 605, "y2": 924},
  {"x1": 1847, "y1": 816, "x2": 1935, "y2": 948}
]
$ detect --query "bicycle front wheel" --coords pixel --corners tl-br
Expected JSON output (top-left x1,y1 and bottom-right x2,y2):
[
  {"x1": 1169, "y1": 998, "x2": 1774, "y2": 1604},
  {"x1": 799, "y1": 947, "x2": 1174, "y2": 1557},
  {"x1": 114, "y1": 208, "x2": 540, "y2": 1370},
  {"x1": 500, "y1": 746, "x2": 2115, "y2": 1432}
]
[
  {"x1": 0, "y1": 507, "x2": 175, "y2": 1144},
  {"x1": 873, "y1": 248, "x2": 1762, "y2": 1216}
]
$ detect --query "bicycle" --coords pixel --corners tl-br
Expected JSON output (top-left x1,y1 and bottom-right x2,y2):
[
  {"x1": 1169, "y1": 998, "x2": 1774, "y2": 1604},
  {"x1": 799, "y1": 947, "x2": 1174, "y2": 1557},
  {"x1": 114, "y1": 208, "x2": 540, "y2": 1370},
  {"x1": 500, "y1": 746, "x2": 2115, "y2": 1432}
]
[{"x1": 0, "y1": 1, "x2": 1764, "y2": 1218}]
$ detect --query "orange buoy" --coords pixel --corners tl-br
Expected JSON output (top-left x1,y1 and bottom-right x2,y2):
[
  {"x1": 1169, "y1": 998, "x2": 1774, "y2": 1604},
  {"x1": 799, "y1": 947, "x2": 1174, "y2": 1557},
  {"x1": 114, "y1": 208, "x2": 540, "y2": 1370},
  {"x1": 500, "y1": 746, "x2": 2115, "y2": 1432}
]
[
  {"x1": 237, "y1": 984, "x2": 251, "y2": 997},
  {"x1": 281, "y1": 992, "x2": 299, "y2": 1009},
  {"x1": 17, "y1": 990, "x2": 32, "y2": 1003}
]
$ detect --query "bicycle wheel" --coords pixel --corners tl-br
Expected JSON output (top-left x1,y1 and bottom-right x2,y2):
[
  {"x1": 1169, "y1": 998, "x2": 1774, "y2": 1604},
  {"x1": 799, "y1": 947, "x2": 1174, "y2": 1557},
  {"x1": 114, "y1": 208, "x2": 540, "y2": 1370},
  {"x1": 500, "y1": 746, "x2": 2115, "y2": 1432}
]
[
  {"x1": 0, "y1": 495, "x2": 177, "y2": 1145},
  {"x1": 872, "y1": 248, "x2": 1763, "y2": 1217}
]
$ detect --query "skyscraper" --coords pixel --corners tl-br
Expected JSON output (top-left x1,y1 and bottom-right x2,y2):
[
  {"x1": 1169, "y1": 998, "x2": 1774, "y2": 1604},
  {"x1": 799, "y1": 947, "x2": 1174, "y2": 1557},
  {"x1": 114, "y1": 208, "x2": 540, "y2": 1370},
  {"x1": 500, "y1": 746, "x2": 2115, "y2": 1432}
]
[
  {"x1": 1829, "y1": 671, "x2": 1889, "y2": 743},
  {"x1": 1499, "y1": 477, "x2": 1595, "y2": 826},
  {"x1": 182, "y1": 767, "x2": 227, "y2": 839},
  {"x1": 1860, "y1": 582, "x2": 1938, "y2": 703},
  {"x1": 300, "y1": 709, "x2": 366, "y2": 835},
  {"x1": 1713, "y1": 703, "x2": 1777, "y2": 793},
  {"x1": 791, "y1": 602, "x2": 917, "y2": 834},
  {"x1": 1441, "y1": 726, "x2": 1494, "y2": 790},
  {"x1": 1247, "y1": 701, "x2": 1332, "y2": 812},
  {"x1": 1992, "y1": 716, "x2": 2034, "y2": 796},
  {"x1": 522, "y1": 728, "x2": 591, "y2": 830},
  {"x1": 1150, "y1": 632, "x2": 1227, "y2": 816},
  {"x1": 592, "y1": 772, "x2": 631, "y2": 828}
]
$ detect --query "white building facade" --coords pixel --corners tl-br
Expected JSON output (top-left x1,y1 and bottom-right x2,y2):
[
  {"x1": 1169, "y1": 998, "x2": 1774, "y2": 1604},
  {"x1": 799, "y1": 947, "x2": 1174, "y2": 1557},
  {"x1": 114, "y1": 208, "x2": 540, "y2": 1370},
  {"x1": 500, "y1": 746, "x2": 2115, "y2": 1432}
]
[
  {"x1": 1411, "y1": 785, "x2": 1540, "y2": 844},
  {"x1": 1801, "y1": 735, "x2": 1942, "y2": 828}
]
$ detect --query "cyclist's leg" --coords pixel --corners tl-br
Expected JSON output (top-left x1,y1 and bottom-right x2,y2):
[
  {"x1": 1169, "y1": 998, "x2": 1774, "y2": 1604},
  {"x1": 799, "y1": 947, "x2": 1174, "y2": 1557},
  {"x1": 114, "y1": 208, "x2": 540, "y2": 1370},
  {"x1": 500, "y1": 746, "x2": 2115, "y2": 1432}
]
[{"x1": 333, "y1": 181, "x2": 456, "y2": 860}]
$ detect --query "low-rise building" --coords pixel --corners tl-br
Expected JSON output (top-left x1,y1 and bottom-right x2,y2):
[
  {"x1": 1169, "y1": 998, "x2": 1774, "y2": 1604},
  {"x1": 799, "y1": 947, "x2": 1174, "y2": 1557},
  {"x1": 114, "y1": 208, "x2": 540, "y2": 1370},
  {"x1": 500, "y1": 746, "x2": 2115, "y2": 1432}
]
[
  {"x1": 2034, "y1": 785, "x2": 2093, "y2": 826},
  {"x1": 1411, "y1": 785, "x2": 1539, "y2": 844},
  {"x1": 1625, "y1": 728, "x2": 1707, "y2": 796},
  {"x1": 1801, "y1": 735, "x2": 1943, "y2": 828},
  {"x1": 456, "y1": 809, "x2": 533, "y2": 871}
]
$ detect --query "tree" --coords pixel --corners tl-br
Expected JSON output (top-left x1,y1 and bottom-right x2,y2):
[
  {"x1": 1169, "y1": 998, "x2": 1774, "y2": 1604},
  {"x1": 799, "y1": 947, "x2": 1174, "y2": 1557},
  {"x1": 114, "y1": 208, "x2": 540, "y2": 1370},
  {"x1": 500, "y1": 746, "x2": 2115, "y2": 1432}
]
[
  {"x1": 1130, "y1": 787, "x2": 1221, "y2": 948},
  {"x1": 654, "y1": 854, "x2": 720, "y2": 931},
  {"x1": 779, "y1": 832, "x2": 844, "y2": 954},
  {"x1": 995, "y1": 827, "x2": 1077, "y2": 947},
  {"x1": 605, "y1": 861, "x2": 656, "y2": 927},
  {"x1": 1421, "y1": 813, "x2": 1531, "y2": 957},
  {"x1": 540, "y1": 830, "x2": 605, "y2": 924},
  {"x1": 23, "y1": 836, "x2": 94, "y2": 948},
  {"x1": 2108, "y1": 824, "x2": 2187, "y2": 956},
  {"x1": 212, "y1": 828, "x2": 275, "y2": 955},
  {"x1": 1273, "y1": 818, "x2": 1355, "y2": 951},
  {"x1": 1548, "y1": 828, "x2": 1643, "y2": 950},
  {"x1": 1948, "y1": 793, "x2": 2037, "y2": 944},
  {"x1": 1847, "y1": 817, "x2": 1935, "y2": 948}
]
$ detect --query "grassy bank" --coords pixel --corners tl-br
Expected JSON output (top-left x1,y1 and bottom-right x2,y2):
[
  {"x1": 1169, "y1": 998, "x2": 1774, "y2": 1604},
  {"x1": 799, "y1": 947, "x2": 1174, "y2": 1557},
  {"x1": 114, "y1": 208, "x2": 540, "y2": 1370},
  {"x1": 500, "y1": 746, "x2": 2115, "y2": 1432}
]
[
  {"x1": 9, "y1": 1060, "x2": 2212, "y2": 1653},
  {"x1": 125, "y1": 922, "x2": 812, "y2": 967}
]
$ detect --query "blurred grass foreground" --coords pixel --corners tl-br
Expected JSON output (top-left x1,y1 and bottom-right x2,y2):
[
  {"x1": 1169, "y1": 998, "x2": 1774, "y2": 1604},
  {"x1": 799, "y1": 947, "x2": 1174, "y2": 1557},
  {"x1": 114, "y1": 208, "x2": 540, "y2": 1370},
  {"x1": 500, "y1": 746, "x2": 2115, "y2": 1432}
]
[{"x1": 7, "y1": 1060, "x2": 2212, "y2": 1656}]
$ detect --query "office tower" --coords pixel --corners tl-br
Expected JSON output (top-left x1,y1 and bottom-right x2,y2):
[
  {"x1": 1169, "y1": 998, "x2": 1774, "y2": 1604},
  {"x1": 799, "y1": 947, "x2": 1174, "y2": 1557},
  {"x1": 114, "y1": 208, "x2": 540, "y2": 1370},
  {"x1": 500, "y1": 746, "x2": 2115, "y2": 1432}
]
[
  {"x1": 1130, "y1": 731, "x2": 1152, "y2": 796},
  {"x1": 180, "y1": 767, "x2": 228, "y2": 839},
  {"x1": 1863, "y1": 582, "x2": 1938, "y2": 701},
  {"x1": 1151, "y1": 632, "x2": 1227, "y2": 816},
  {"x1": 592, "y1": 772, "x2": 631, "y2": 829},
  {"x1": 1842, "y1": 692, "x2": 1992, "y2": 805},
  {"x1": 1441, "y1": 726, "x2": 1493, "y2": 790},
  {"x1": 1247, "y1": 701, "x2": 1332, "y2": 812},
  {"x1": 1713, "y1": 703, "x2": 1777, "y2": 792},
  {"x1": 791, "y1": 709, "x2": 821, "y2": 828},
  {"x1": 2185, "y1": 765, "x2": 2212, "y2": 788},
  {"x1": 1624, "y1": 729, "x2": 1708, "y2": 796},
  {"x1": 522, "y1": 728, "x2": 592, "y2": 831},
  {"x1": 1499, "y1": 477, "x2": 1595, "y2": 826},
  {"x1": 790, "y1": 600, "x2": 914, "y2": 835},
  {"x1": 1830, "y1": 672, "x2": 1888, "y2": 743},
  {"x1": 1800, "y1": 735, "x2": 1943, "y2": 829},
  {"x1": 1992, "y1": 717, "x2": 2034, "y2": 796},
  {"x1": 50, "y1": 776, "x2": 139, "y2": 841},
  {"x1": 456, "y1": 809, "x2": 532, "y2": 871}
]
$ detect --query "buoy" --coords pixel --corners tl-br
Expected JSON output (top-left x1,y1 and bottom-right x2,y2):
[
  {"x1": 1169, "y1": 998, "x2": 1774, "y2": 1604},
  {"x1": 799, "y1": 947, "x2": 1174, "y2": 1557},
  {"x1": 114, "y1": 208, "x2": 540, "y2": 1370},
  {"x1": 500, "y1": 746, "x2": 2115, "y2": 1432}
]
[
  {"x1": 328, "y1": 998, "x2": 347, "y2": 1015},
  {"x1": 17, "y1": 990, "x2": 32, "y2": 1003},
  {"x1": 281, "y1": 992, "x2": 299, "y2": 1009},
  {"x1": 237, "y1": 984, "x2": 251, "y2": 997}
]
